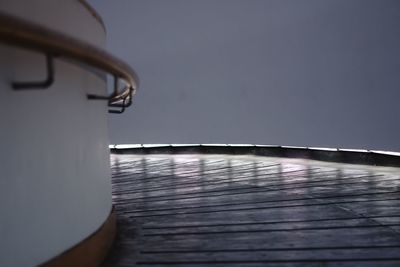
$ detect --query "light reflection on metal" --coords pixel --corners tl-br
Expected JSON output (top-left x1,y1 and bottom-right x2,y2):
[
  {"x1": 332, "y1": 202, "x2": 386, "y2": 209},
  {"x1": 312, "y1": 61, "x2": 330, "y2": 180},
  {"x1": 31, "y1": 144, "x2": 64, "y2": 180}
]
[
  {"x1": 114, "y1": 144, "x2": 142, "y2": 149},
  {"x1": 371, "y1": 150, "x2": 400, "y2": 156},
  {"x1": 201, "y1": 144, "x2": 228, "y2": 146},
  {"x1": 308, "y1": 147, "x2": 338, "y2": 151},
  {"x1": 109, "y1": 144, "x2": 400, "y2": 159},
  {"x1": 142, "y1": 144, "x2": 171, "y2": 148},
  {"x1": 281, "y1": 145, "x2": 307, "y2": 149},
  {"x1": 228, "y1": 144, "x2": 254, "y2": 147},
  {"x1": 171, "y1": 144, "x2": 201, "y2": 147},
  {"x1": 339, "y1": 148, "x2": 369, "y2": 153}
]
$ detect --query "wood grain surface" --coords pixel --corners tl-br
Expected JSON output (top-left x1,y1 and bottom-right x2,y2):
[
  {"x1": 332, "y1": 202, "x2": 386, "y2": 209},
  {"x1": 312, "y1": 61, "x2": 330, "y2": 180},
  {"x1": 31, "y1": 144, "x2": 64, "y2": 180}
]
[{"x1": 103, "y1": 154, "x2": 400, "y2": 266}]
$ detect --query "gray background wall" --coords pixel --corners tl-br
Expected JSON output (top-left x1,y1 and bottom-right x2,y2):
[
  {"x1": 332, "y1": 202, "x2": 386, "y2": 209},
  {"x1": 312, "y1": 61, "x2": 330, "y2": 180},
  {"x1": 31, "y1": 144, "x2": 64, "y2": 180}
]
[{"x1": 89, "y1": 0, "x2": 400, "y2": 151}]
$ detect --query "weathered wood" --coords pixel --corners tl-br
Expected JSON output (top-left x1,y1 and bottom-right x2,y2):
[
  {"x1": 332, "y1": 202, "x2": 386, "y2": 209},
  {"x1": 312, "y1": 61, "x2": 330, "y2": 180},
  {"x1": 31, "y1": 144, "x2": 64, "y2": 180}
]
[{"x1": 102, "y1": 154, "x2": 400, "y2": 267}]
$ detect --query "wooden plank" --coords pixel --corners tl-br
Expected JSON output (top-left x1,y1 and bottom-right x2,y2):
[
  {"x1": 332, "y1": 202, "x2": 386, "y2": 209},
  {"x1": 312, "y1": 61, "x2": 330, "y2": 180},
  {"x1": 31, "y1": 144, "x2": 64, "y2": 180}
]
[{"x1": 102, "y1": 154, "x2": 400, "y2": 267}]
